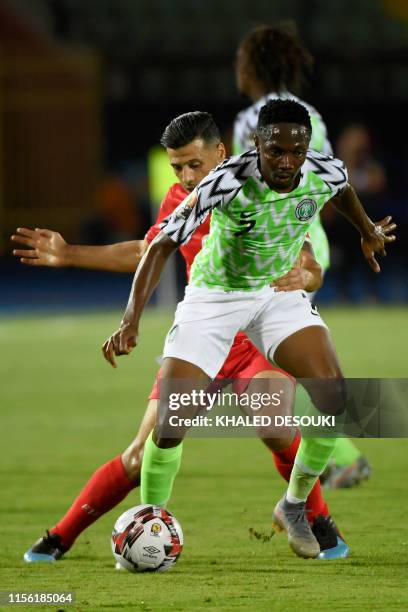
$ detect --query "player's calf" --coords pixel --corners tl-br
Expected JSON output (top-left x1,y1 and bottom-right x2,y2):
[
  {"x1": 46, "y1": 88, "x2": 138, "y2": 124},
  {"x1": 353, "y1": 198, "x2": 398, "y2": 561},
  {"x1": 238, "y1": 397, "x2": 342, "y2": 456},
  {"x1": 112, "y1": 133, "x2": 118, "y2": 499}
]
[
  {"x1": 121, "y1": 398, "x2": 158, "y2": 482},
  {"x1": 121, "y1": 442, "x2": 144, "y2": 483},
  {"x1": 302, "y1": 377, "x2": 347, "y2": 417}
]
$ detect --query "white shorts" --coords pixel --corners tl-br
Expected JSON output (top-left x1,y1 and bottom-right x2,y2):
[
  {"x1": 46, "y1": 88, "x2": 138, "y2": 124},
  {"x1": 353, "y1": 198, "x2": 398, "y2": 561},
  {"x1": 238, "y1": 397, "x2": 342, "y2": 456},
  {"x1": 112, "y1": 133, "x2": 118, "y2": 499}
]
[{"x1": 163, "y1": 285, "x2": 327, "y2": 379}]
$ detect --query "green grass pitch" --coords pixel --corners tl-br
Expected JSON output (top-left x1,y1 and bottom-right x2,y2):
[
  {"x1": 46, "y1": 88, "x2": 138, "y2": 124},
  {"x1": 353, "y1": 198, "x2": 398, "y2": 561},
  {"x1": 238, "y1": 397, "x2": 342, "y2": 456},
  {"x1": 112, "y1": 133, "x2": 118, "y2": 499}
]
[{"x1": 1, "y1": 307, "x2": 407, "y2": 611}]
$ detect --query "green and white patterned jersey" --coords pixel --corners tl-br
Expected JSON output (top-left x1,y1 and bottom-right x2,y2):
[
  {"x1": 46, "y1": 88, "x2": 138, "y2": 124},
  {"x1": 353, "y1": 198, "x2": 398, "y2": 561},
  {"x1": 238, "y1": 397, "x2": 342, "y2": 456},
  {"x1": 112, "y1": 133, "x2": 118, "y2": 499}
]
[
  {"x1": 160, "y1": 149, "x2": 347, "y2": 292},
  {"x1": 233, "y1": 91, "x2": 332, "y2": 270}
]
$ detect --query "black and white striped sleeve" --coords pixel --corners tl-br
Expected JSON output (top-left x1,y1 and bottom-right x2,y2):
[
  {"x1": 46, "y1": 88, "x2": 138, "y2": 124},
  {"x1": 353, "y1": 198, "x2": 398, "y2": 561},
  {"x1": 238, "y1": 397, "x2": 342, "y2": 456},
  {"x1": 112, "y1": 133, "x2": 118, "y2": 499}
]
[
  {"x1": 305, "y1": 150, "x2": 349, "y2": 196},
  {"x1": 233, "y1": 108, "x2": 258, "y2": 154},
  {"x1": 159, "y1": 152, "x2": 257, "y2": 245}
]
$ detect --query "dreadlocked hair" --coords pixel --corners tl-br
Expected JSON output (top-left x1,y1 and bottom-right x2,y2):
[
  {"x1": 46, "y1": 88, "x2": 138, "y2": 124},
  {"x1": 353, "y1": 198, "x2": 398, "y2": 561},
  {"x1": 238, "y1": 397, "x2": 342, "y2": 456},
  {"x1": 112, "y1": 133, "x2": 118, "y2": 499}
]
[{"x1": 238, "y1": 21, "x2": 314, "y2": 94}]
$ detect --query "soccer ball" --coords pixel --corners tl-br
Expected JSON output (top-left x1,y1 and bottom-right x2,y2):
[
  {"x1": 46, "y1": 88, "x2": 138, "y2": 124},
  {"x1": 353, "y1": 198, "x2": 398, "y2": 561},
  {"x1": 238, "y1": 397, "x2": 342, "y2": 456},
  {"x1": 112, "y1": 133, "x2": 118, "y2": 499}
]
[{"x1": 111, "y1": 504, "x2": 183, "y2": 572}]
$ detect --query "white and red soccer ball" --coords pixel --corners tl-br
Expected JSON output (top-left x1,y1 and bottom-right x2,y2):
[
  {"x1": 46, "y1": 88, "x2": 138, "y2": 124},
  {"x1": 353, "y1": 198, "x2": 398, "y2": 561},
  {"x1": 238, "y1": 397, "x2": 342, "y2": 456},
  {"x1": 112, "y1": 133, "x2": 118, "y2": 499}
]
[{"x1": 111, "y1": 504, "x2": 183, "y2": 572}]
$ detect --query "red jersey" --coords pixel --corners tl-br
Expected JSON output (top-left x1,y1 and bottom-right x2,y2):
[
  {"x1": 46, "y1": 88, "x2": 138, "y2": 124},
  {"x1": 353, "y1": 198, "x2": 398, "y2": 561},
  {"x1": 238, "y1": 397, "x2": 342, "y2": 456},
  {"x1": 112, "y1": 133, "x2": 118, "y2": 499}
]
[{"x1": 145, "y1": 183, "x2": 211, "y2": 281}]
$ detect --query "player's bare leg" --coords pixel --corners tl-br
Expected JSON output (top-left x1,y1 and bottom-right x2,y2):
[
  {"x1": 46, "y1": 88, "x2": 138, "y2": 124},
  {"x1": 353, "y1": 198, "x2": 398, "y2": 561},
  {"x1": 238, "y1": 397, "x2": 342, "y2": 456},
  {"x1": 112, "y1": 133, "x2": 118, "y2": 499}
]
[
  {"x1": 272, "y1": 325, "x2": 347, "y2": 559},
  {"x1": 121, "y1": 399, "x2": 157, "y2": 482},
  {"x1": 244, "y1": 369, "x2": 296, "y2": 451}
]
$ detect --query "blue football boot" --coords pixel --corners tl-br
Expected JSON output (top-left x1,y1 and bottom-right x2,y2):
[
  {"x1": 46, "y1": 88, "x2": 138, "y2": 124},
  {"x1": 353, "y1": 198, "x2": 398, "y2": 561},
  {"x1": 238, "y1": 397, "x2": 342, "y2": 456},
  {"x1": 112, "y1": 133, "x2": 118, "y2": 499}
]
[
  {"x1": 312, "y1": 516, "x2": 349, "y2": 560},
  {"x1": 24, "y1": 530, "x2": 66, "y2": 563}
]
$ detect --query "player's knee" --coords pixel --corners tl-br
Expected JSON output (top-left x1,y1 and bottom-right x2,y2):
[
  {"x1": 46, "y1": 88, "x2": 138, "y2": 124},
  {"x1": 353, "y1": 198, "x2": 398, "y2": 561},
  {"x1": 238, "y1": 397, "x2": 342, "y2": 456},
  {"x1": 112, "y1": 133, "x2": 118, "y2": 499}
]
[
  {"x1": 261, "y1": 434, "x2": 295, "y2": 452},
  {"x1": 153, "y1": 433, "x2": 183, "y2": 449},
  {"x1": 305, "y1": 377, "x2": 347, "y2": 416}
]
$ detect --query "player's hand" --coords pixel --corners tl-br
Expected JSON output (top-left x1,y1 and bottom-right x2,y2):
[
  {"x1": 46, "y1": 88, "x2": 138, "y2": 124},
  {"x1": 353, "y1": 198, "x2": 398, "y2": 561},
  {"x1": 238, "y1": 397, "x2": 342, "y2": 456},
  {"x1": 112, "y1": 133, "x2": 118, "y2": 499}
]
[
  {"x1": 11, "y1": 227, "x2": 68, "y2": 267},
  {"x1": 102, "y1": 322, "x2": 138, "y2": 368},
  {"x1": 272, "y1": 268, "x2": 313, "y2": 292},
  {"x1": 361, "y1": 216, "x2": 397, "y2": 273}
]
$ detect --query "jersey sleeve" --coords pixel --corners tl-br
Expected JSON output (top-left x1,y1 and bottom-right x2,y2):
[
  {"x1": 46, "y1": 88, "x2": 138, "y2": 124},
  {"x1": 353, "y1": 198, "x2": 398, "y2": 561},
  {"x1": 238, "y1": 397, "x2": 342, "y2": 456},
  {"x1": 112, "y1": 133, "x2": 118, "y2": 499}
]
[
  {"x1": 305, "y1": 150, "x2": 349, "y2": 196},
  {"x1": 232, "y1": 109, "x2": 257, "y2": 155},
  {"x1": 232, "y1": 115, "x2": 246, "y2": 155},
  {"x1": 160, "y1": 152, "x2": 257, "y2": 245},
  {"x1": 309, "y1": 113, "x2": 333, "y2": 156}
]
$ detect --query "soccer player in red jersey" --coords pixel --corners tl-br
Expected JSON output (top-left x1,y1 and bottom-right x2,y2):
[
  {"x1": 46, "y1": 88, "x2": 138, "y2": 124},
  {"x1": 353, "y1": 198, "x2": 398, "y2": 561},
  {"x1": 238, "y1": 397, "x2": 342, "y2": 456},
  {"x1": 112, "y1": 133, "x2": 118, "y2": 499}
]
[{"x1": 13, "y1": 112, "x2": 349, "y2": 563}]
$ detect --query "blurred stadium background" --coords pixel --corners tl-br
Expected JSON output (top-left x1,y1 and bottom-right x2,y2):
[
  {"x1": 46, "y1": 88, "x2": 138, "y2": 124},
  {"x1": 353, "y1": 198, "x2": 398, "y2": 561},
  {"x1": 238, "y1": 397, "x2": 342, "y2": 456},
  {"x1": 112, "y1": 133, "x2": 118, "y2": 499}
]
[{"x1": 0, "y1": 0, "x2": 407, "y2": 311}]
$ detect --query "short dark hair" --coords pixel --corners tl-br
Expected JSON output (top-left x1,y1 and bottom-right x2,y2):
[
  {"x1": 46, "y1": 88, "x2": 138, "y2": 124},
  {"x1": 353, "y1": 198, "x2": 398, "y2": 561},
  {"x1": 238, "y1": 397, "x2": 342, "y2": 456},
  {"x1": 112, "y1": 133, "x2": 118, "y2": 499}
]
[
  {"x1": 160, "y1": 111, "x2": 221, "y2": 148},
  {"x1": 256, "y1": 99, "x2": 312, "y2": 139},
  {"x1": 238, "y1": 21, "x2": 313, "y2": 94}
]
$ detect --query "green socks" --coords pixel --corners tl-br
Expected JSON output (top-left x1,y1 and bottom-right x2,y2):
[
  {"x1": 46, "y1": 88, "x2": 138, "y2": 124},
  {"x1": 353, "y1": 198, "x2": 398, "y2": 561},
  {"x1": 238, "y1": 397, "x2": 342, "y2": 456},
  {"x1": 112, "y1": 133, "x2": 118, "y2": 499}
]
[
  {"x1": 287, "y1": 437, "x2": 336, "y2": 502},
  {"x1": 331, "y1": 438, "x2": 361, "y2": 466},
  {"x1": 141, "y1": 431, "x2": 183, "y2": 506}
]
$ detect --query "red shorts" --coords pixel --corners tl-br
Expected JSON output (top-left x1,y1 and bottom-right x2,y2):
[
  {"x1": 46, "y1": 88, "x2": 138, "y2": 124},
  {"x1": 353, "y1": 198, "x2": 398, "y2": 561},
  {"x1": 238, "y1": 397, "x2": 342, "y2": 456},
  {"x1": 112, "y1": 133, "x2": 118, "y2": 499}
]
[{"x1": 148, "y1": 333, "x2": 292, "y2": 400}]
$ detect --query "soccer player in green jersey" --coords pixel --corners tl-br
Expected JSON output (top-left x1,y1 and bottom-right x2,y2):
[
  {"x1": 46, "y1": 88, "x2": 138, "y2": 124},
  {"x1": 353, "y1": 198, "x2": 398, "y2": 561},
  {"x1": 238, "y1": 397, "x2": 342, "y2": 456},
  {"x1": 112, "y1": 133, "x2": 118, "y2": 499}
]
[
  {"x1": 14, "y1": 111, "x2": 350, "y2": 563},
  {"x1": 233, "y1": 21, "x2": 371, "y2": 487},
  {"x1": 103, "y1": 99, "x2": 395, "y2": 558}
]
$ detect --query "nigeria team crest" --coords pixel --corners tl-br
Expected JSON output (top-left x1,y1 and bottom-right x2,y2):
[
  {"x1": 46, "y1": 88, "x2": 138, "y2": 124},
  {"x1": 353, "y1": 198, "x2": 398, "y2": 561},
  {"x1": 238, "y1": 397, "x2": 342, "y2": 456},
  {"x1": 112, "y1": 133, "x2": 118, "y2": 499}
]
[{"x1": 295, "y1": 198, "x2": 317, "y2": 221}]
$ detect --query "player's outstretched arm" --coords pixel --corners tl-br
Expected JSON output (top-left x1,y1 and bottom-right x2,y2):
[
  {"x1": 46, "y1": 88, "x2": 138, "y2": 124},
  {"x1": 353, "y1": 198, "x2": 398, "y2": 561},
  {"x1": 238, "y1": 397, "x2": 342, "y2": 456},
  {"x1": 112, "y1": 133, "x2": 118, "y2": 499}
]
[
  {"x1": 273, "y1": 242, "x2": 322, "y2": 293},
  {"x1": 102, "y1": 233, "x2": 177, "y2": 368},
  {"x1": 330, "y1": 185, "x2": 397, "y2": 272},
  {"x1": 11, "y1": 227, "x2": 148, "y2": 273}
]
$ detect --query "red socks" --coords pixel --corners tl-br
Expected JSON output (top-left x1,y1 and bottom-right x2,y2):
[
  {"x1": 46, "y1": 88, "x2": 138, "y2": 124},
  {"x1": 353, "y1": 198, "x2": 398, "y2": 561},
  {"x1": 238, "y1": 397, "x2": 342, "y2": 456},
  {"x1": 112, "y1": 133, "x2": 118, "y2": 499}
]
[
  {"x1": 51, "y1": 455, "x2": 135, "y2": 549},
  {"x1": 272, "y1": 433, "x2": 329, "y2": 523}
]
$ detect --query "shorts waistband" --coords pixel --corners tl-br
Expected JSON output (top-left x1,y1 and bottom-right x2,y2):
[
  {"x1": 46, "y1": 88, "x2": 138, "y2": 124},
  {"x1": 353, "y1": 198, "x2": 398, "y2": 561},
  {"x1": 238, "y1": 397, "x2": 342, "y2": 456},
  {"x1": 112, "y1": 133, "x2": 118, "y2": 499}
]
[{"x1": 185, "y1": 284, "x2": 275, "y2": 299}]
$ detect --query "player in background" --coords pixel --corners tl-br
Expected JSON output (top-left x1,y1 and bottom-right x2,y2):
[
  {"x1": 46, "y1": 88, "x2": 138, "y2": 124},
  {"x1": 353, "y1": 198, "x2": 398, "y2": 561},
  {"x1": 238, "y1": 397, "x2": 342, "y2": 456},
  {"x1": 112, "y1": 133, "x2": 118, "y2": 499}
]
[
  {"x1": 234, "y1": 22, "x2": 371, "y2": 488},
  {"x1": 102, "y1": 100, "x2": 395, "y2": 559},
  {"x1": 13, "y1": 112, "x2": 348, "y2": 562}
]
